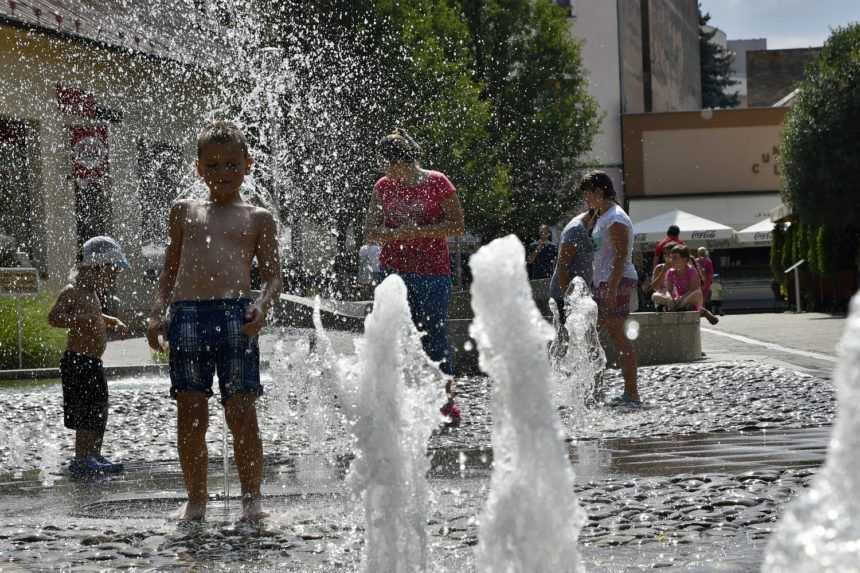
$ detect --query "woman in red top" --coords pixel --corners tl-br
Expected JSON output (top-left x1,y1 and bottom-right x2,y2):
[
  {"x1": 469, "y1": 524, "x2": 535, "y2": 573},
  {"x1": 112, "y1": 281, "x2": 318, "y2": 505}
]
[{"x1": 364, "y1": 129, "x2": 465, "y2": 422}]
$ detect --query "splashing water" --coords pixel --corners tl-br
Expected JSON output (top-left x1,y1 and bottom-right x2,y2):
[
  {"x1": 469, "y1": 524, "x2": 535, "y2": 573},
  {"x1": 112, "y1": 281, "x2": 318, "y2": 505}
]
[
  {"x1": 470, "y1": 235, "x2": 585, "y2": 573},
  {"x1": 763, "y1": 291, "x2": 860, "y2": 572},
  {"x1": 37, "y1": 418, "x2": 60, "y2": 487},
  {"x1": 8, "y1": 426, "x2": 25, "y2": 479},
  {"x1": 550, "y1": 276, "x2": 607, "y2": 423},
  {"x1": 323, "y1": 275, "x2": 445, "y2": 572}
]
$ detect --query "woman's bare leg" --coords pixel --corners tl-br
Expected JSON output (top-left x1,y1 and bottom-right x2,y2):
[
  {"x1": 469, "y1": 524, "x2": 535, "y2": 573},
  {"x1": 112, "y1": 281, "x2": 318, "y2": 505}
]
[{"x1": 600, "y1": 316, "x2": 639, "y2": 401}]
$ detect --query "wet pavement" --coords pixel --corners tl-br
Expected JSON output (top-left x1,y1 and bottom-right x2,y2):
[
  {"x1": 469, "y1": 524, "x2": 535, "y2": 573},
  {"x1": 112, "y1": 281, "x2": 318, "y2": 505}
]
[{"x1": 0, "y1": 359, "x2": 836, "y2": 571}]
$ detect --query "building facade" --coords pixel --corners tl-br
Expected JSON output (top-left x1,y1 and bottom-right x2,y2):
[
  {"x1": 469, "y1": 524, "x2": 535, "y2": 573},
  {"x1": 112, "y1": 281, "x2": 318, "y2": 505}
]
[
  {"x1": 622, "y1": 107, "x2": 789, "y2": 309},
  {"x1": 727, "y1": 38, "x2": 767, "y2": 107},
  {"x1": 747, "y1": 47, "x2": 821, "y2": 107},
  {"x1": 565, "y1": 0, "x2": 702, "y2": 200},
  {"x1": 0, "y1": 2, "x2": 216, "y2": 296}
]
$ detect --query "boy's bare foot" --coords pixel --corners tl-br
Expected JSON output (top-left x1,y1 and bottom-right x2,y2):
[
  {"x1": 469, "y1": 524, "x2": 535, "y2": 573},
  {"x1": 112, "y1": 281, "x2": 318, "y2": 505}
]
[
  {"x1": 174, "y1": 500, "x2": 207, "y2": 522},
  {"x1": 240, "y1": 495, "x2": 269, "y2": 522}
]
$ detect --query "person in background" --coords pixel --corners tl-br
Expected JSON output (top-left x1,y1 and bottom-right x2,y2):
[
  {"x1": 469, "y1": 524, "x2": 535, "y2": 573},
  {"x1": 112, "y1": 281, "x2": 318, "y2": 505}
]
[
  {"x1": 358, "y1": 242, "x2": 383, "y2": 286},
  {"x1": 48, "y1": 236, "x2": 130, "y2": 479},
  {"x1": 549, "y1": 208, "x2": 596, "y2": 355},
  {"x1": 527, "y1": 224, "x2": 558, "y2": 280},
  {"x1": 651, "y1": 244, "x2": 719, "y2": 325},
  {"x1": 648, "y1": 242, "x2": 677, "y2": 311},
  {"x1": 711, "y1": 274, "x2": 724, "y2": 316},
  {"x1": 364, "y1": 128, "x2": 465, "y2": 426},
  {"x1": 696, "y1": 247, "x2": 715, "y2": 311},
  {"x1": 653, "y1": 225, "x2": 683, "y2": 272},
  {"x1": 581, "y1": 171, "x2": 641, "y2": 407}
]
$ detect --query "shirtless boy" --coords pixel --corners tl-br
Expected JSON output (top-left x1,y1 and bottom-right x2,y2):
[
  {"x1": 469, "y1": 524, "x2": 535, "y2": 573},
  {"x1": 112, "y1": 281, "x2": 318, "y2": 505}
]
[
  {"x1": 146, "y1": 121, "x2": 282, "y2": 521},
  {"x1": 48, "y1": 236, "x2": 130, "y2": 478}
]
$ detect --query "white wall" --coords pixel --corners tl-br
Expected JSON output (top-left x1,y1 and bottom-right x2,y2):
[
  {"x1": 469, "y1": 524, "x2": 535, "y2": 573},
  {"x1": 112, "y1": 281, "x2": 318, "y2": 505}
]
[
  {"x1": 568, "y1": 0, "x2": 624, "y2": 199},
  {"x1": 642, "y1": 125, "x2": 784, "y2": 196}
]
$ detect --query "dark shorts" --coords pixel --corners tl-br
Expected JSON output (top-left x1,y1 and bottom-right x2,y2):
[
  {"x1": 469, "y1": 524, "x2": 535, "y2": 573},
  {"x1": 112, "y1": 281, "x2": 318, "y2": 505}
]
[
  {"x1": 167, "y1": 299, "x2": 263, "y2": 404},
  {"x1": 594, "y1": 278, "x2": 638, "y2": 320},
  {"x1": 61, "y1": 351, "x2": 109, "y2": 432}
]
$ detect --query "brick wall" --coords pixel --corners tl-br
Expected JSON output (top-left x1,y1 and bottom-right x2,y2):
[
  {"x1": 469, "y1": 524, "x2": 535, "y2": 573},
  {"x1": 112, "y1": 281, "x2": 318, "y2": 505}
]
[{"x1": 747, "y1": 48, "x2": 821, "y2": 107}]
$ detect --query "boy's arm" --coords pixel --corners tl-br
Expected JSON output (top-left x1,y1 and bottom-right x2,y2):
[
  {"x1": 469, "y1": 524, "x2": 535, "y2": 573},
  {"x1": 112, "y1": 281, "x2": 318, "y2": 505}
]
[
  {"x1": 146, "y1": 202, "x2": 184, "y2": 350},
  {"x1": 244, "y1": 210, "x2": 282, "y2": 336},
  {"x1": 47, "y1": 287, "x2": 78, "y2": 328},
  {"x1": 102, "y1": 314, "x2": 130, "y2": 337}
]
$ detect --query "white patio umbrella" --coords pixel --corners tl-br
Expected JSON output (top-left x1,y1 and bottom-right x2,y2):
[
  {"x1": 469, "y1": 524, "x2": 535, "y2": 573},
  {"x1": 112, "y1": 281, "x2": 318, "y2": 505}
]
[
  {"x1": 633, "y1": 209, "x2": 734, "y2": 248},
  {"x1": 735, "y1": 218, "x2": 780, "y2": 245}
]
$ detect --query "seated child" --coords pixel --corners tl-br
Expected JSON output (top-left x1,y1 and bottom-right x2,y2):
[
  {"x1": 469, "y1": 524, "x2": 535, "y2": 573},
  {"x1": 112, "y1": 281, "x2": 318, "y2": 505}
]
[
  {"x1": 48, "y1": 236, "x2": 130, "y2": 478},
  {"x1": 648, "y1": 242, "x2": 676, "y2": 310},
  {"x1": 651, "y1": 244, "x2": 719, "y2": 325}
]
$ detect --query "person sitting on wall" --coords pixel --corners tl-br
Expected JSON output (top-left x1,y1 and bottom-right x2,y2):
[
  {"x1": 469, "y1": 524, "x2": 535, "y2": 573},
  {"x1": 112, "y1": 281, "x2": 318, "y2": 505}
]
[
  {"x1": 653, "y1": 225, "x2": 683, "y2": 272},
  {"x1": 526, "y1": 224, "x2": 558, "y2": 280},
  {"x1": 647, "y1": 242, "x2": 677, "y2": 311},
  {"x1": 651, "y1": 244, "x2": 719, "y2": 325}
]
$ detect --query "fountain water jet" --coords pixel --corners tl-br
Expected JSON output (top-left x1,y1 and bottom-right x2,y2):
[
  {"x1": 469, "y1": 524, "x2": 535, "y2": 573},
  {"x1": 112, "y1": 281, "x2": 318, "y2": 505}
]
[
  {"x1": 763, "y1": 291, "x2": 860, "y2": 572},
  {"x1": 314, "y1": 275, "x2": 445, "y2": 572},
  {"x1": 470, "y1": 235, "x2": 585, "y2": 573},
  {"x1": 550, "y1": 276, "x2": 607, "y2": 421}
]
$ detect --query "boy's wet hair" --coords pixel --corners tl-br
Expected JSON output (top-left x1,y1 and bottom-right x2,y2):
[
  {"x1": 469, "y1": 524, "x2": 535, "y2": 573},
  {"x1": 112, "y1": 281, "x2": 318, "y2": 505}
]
[
  {"x1": 379, "y1": 128, "x2": 422, "y2": 163},
  {"x1": 579, "y1": 170, "x2": 616, "y2": 199},
  {"x1": 197, "y1": 120, "x2": 249, "y2": 158}
]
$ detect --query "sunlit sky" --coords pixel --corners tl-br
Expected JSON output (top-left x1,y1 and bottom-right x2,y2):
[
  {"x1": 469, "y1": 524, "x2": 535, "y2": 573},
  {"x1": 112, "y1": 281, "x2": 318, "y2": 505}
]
[{"x1": 699, "y1": 0, "x2": 860, "y2": 49}]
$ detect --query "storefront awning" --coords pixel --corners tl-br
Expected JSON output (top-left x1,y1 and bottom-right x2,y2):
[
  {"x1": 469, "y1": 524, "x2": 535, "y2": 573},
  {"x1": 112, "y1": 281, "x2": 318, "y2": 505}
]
[
  {"x1": 628, "y1": 193, "x2": 781, "y2": 232},
  {"x1": 633, "y1": 210, "x2": 735, "y2": 248},
  {"x1": 736, "y1": 218, "x2": 776, "y2": 245}
]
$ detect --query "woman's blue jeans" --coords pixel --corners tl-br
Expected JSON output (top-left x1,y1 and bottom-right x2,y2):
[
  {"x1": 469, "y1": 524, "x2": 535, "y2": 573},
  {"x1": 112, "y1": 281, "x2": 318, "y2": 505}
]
[{"x1": 394, "y1": 273, "x2": 454, "y2": 375}]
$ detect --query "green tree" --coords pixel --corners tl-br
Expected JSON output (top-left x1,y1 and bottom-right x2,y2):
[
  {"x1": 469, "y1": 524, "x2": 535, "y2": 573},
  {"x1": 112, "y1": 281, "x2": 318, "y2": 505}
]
[
  {"x1": 816, "y1": 225, "x2": 832, "y2": 275},
  {"x1": 254, "y1": 0, "x2": 597, "y2": 255},
  {"x1": 781, "y1": 223, "x2": 795, "y2": 271},
  {"x1": 806, "y1": 224, "x2": 819, "y2": 275},
  {"x1": 254, "y1": 0, "x2": 510, "y2": 268},
  {"x1": 781, "y1": 24, "x2": 860, "y2": 233},
  {"x1": 770, "y1": 223, "x2": 786, "y2": 282},
  {"x1": 698, "y1": 6, "x2": 740, "y2": 108},
  {"x1": 458, "y1": 0, "x2": 599, "y2": 239}
]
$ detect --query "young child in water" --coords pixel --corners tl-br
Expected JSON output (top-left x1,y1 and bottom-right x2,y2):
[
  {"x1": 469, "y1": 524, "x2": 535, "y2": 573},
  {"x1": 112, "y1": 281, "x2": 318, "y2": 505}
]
[
  {"x1": 146, "y1": 120, "x2": 282, "y2": 522},
  {"x1": 48, "y1": 236, "x2": 130, "y2": 478}
]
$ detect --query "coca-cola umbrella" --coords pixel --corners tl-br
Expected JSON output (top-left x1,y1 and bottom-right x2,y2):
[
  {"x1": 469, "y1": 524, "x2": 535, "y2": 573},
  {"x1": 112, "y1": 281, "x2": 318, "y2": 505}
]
[
  {"x1": 633, "y1": 209, "x2": 735, "y2": 249},
  {"x1": 734, "y1": 218, "x2": 787, "y2": 246}
]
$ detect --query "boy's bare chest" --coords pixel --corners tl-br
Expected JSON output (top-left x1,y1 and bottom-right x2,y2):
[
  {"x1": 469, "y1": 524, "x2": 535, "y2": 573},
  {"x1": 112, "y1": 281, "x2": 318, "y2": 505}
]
[
  {"x1": 70, "y1": 292, "x2": 104, "y2": 327},
  {"x1": 184, "y1": 207, "x2": 256, "y2": 248}
]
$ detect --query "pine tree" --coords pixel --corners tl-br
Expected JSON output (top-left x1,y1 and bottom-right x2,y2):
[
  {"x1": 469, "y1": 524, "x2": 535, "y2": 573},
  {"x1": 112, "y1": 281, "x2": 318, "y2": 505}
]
[{"x1": 699, "y1": 5, "x2": 740, "y2": 108}]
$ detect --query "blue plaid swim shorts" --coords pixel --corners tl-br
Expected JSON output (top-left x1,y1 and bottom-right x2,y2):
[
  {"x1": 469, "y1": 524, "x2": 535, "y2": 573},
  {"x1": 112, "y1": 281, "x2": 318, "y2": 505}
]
[{"x1": 167, "y1": 299, "x2": 263, "y2": 404}]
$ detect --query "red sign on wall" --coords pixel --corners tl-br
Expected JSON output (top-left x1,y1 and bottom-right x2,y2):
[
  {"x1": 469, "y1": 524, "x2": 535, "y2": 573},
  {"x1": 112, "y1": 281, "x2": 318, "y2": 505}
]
[
  {"x1": 56, "y1": 83, "x2": 97, "y2": 118},
  {"x1": 70, "y1": 125, "x2": 109, "y2": 179},
  {"x1": 56, "y1": 83, "x2": 123, "y2": 122}
]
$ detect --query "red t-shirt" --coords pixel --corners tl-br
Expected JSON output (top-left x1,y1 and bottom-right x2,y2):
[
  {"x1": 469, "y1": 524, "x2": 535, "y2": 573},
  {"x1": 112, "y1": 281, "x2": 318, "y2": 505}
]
[{"x1": 375, "y1": 171, "x2": 456, "y2": 276}]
